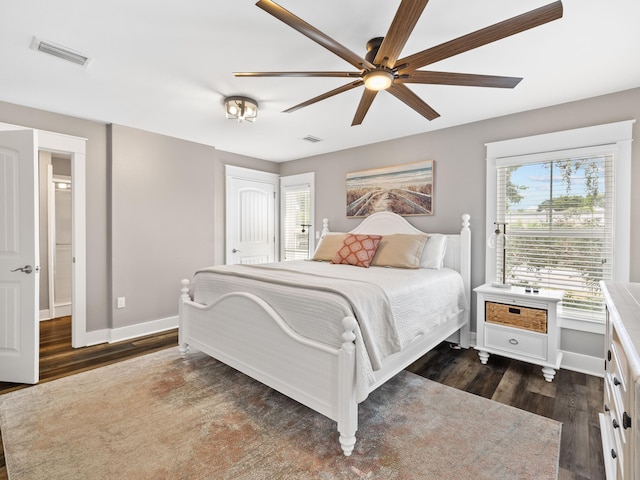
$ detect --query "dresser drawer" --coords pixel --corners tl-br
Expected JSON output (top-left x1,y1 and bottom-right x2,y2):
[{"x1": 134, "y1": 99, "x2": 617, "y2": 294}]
[
  {"x1": 612, "y1": 327, "x2": 629, "y2": 391},
  {"x1": 486, "y1": 301, "x2": 547, "y2": 333},
  {"x1": 605, "y1": 377, "x2": 629, "y2": 447},
  {"x1": 601, "y1": 408, "x2": 625, "y2": 478},
  {"x1": 484, "y1": 324, "x2": 547, "y2": 361}
]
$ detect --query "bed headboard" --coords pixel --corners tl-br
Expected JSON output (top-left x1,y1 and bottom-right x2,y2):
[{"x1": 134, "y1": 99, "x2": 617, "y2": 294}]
[{"x1": 321, "y1": 212, "x2": 471, "y2": 309}]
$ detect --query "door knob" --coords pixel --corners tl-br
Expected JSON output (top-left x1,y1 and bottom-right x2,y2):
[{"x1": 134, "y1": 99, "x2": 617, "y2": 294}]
[
  {"x1": 11, "y1": 265, "x2": 34, "y2": 274},
  {"x1": 232, "y1": 248, "x2": 241, "y2": 253}
]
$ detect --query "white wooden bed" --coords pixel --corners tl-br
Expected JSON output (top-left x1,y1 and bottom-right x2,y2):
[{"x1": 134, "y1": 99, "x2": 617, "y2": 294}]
[{"x1": 178, "y1": 212, "x2": 471, "y2": 455}]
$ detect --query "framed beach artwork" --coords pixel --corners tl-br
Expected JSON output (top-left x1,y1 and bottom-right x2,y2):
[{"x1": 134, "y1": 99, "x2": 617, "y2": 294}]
[{"x1": 346, "y1": 160, "x2": 434, "y2": 218}]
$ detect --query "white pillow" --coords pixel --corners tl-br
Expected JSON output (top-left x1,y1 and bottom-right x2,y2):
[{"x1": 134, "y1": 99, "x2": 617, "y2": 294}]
[{"x1": 419, "y1": 234, "x2": 448, "y2": 269}]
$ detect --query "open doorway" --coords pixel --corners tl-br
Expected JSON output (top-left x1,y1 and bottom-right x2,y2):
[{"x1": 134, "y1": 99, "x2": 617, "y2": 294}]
[{"x1": 39, "y1": 151, "x2": 73, "y2": 321}]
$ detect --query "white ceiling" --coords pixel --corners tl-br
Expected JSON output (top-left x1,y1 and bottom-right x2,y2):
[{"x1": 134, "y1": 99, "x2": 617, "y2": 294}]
[{"x1": 2, "y1": 1, "x2": 639, "y2": 162}]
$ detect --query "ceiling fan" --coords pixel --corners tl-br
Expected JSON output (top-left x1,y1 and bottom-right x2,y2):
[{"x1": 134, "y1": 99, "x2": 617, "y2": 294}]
[{"x1": 235, "y1": 0, "x2": 563, "y2": 126}]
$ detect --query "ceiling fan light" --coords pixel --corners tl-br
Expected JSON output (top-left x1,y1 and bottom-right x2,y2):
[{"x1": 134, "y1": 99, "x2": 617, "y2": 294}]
[
  {"x1": 224, "y1": 96, "x2": 259, "y2": 123},
  {"x1": 363, "y1": 69, "x2": 394, "y2": 91}
]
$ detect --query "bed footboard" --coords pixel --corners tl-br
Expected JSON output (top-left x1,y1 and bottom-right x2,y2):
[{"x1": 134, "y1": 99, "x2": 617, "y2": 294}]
[{"x1": 179, "y1": 279, "x2": 359, "y2": 456}]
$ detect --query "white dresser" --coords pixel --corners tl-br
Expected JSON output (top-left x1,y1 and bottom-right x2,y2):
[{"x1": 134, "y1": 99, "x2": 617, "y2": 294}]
[{"x1": 601, "y1": 281, "x2": 640, "y2": 480}]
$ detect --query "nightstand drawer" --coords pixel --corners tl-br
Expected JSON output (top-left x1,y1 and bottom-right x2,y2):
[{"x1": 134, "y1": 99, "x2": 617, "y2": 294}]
[
  {"x1": 486, "y1": 301, "x2": 547, "y2": 333},
  {"x1": 485, "y1": 324, "x2": 547, "y2": 361}
]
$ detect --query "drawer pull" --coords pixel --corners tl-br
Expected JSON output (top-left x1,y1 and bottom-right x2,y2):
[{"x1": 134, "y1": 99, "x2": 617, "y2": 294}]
[
  {"x1": 508, "y1": 307, "x2": 521, "y2": 315},
  {"x1": 613, "y1": 376, "x2": 621, "y2": 386},
  {"x1": 508, "y1": 338, "x2": 519, "y2": 345},
  {"x1": 623, "y1": 412, "x2": 632, "y2": 429},
  {"x1": 611, "y1": 449, "x2": 617, "y2": 459},
  {"x1": 613, "y1": 419, "x2": 620, "y2": 429}
]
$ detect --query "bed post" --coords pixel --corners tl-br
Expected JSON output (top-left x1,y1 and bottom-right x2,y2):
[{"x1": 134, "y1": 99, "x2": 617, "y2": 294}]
[
  {"x1": 178, "y1": 279, "x2": 191, "y2": 356},
  {"x1": 459, "y1": 214, "x2": 471, "y2": 348},
  {"x1": 337, "y1": 316, "x2": 358, "y2": 456}
]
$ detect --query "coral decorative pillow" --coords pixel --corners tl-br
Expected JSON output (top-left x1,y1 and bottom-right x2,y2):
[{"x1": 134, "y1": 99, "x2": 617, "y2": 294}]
[{"x1": 331, "y1": 234, "x2": 382, "y2": 268}]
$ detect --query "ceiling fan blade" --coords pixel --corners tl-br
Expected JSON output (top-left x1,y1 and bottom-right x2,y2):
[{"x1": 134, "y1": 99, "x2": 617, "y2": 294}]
[
  {"x1": 387, "y1": 83, "x2": 440, "y2": 121},
  {"x1": 235, "y1": 71, "x2": 361, "y2": 78},
  {"x1": 351, "y1": 89, "x2": 378, "y2": 126},
  {"x1": 256, "y1": 0, "x2": 374, "y2": 70},
  {"x1": 397, "y1": 1, "x2": 563, "y2": 72},
  {"x1": 374, "y1": 0, "x2": 430, "y2": 68},
  {"x1": 398, "y1": 71, "x2": 522, "y2": 88},
  {"x1": 283, "y1": 80, "x2": 364, "y2": 113}
]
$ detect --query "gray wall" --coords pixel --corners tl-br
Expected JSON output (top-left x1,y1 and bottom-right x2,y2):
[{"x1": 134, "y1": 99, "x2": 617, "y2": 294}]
[
  {"x1": 280, "y1": 87, "x2": 640, "y2": 288},
  {"x1": 109, "y1": 124, "x2": 278, "y2": 328},
  {"x1": 109, "y1": 124, "x2": 217, "y2": 328},
  {"x1": 1, "y1": 86, "x2": 638, "y2": 350},
  {"x1": 280, "y1": 87, "x2": 640, "y2": 358},
  {"x1": 0, "y1": 100, "x2": 276, "y2": 333}
]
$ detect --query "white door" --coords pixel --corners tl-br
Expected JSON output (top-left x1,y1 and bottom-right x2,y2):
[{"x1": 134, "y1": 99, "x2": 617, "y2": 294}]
[
  {"x1": 0, "y1": 129, "x2": 39, "y2": 384},
  {"x1": 226, "y1": 166, "x2": 277, "y2": 265}
]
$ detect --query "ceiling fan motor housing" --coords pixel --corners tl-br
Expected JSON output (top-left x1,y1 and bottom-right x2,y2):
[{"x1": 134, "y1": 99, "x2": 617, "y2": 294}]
[{"x1": 365, "y1": 37, "x2": 384, "y2": 64}]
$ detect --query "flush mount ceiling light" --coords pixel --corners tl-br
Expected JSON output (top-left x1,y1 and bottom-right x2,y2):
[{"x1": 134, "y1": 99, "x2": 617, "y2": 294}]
[
  {"x1": 363, "y1": 68, "x2": 394, "y2": 91},
  {"x1": 224, "y1": 96, "x2": 258, "y2": 123},
  {"x1": 30, "y1": 37, "x2": 91, "y2": 67}
]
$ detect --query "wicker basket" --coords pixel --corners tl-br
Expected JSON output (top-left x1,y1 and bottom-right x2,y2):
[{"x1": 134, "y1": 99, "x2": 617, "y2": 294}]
[{"x1": 485, "y1": 301, "x2": 547, "y2": 333}]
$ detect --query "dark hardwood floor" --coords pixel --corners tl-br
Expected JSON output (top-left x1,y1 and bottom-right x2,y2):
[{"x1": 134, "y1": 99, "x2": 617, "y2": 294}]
[{"x1": 0, "y1": 317, "x2": 604, "y2": 479}]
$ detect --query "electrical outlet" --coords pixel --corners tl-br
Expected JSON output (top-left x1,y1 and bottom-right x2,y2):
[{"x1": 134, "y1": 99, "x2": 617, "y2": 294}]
[{"x1": 117, "y1": 297, "x2": 126, "y2": 309}]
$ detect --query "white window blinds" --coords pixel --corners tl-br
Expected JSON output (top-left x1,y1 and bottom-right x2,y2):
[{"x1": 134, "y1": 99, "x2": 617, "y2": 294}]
[
  {"x1": 495, "y1": 151, "x2": 615, "y2": 321},
  {"x1": 282, "y1": 184, "x2": 311, "y2": 260}
]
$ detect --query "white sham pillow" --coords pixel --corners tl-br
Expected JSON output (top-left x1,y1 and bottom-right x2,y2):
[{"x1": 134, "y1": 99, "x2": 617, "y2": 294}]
[{"x1": 419, "y1": 234, "x2": 448, "y2": 269}]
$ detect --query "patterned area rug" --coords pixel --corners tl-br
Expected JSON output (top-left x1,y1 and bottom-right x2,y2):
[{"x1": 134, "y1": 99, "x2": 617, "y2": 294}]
[{"x1": 0, "y1": 348, "x2": 561, "y2": 479}]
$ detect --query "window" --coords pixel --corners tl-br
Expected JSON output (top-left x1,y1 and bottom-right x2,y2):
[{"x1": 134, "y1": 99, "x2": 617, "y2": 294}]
[
  {"x1": 486, "y1": 121, "x2": 634, "y2": 325},
  {"x1": 280, "y1": 173, "x2": 315, "y2": 261},
  {"x1": 495, "y1": 151, "x2": 613, "y2": 321}
]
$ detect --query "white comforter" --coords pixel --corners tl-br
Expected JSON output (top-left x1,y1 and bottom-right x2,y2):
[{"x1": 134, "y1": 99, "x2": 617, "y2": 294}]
[{"x1": 192, "y1": 260, "x2": 468, "y2": 401}]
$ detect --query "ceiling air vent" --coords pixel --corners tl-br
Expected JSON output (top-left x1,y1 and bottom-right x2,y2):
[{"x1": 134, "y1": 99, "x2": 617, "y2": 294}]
[
  {"x1": 301, "y1": 135, "x2": 322, "y2": 143},
  {"x1": 30, "y1": 37, "x2": 91, "y2": 67}
]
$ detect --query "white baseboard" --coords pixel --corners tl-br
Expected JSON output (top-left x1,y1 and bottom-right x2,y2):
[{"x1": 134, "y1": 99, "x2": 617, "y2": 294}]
[
  {"x1": 54, "y1": 303, "x2": 72, "y2": 317},
  {"x1": 560, "y1": 350, "x2": 604, "y2": 378},
  {"x1": 40, "y1": 304, "x2": 73, "y2": 321},
  {"x1": 108, "y1": 315, "x2": 178, "y2": 344},
  {"x1": 84, "y1": 329, "x2": 110, "y2": 346},
  {"x1": 81, "y1": 316, "x2": 178, "y2": 347}
]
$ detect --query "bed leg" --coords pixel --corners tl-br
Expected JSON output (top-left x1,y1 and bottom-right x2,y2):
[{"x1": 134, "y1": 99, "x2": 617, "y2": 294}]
[
  {"x1": 178, "y1": 279, "x2": 191, "y2": 357},
  {"x1": 339, "y1": 433, "x2": 356, "y2": 457},
  {"x1": 338, "y1": 316, "x2": 358, "y2": 456}
]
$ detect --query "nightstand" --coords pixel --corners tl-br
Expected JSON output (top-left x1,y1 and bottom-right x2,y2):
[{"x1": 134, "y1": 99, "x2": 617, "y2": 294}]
[{"x1": 474, "y1": 284, "x2": 563, "y2": 382}]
